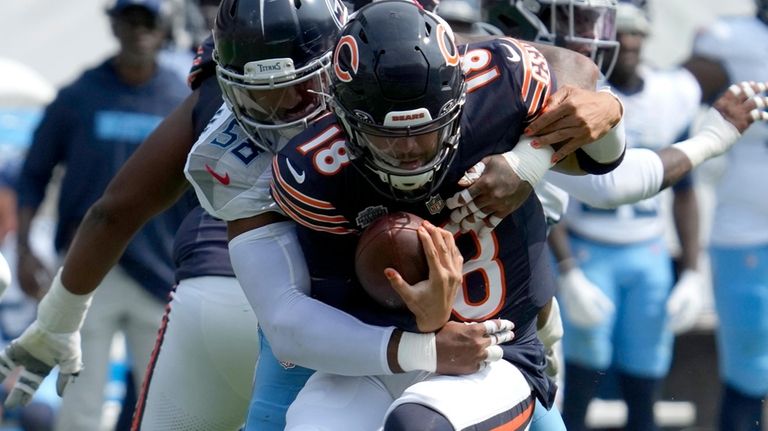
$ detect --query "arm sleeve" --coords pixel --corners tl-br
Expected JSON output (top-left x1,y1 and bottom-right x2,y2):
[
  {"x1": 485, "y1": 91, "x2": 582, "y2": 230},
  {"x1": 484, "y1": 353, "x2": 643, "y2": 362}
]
[
  {"x1": 228, "y1": 220, "x2": 396, "y2": 376},
  {"x1": 544, "y1": 148, "x2": 664, "y2": 209}
]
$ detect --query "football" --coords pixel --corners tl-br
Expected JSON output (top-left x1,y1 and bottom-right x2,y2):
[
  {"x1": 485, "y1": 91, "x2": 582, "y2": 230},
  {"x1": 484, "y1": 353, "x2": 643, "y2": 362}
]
[{"x1": 355, "y1": 212, "x2": 429, "y2": 309}]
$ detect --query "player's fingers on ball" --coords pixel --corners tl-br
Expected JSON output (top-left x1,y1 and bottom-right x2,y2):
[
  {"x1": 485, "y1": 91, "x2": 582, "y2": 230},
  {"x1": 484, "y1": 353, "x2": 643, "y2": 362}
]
[
  {"x1": 484, "y1": 345, "x2": 504, "y2": 362},
  {"x1": 425, "y1": 223, "x2": 450, "y2": 259},
  {"x1": 417, "y1": 226, "x2": 441, "y2": 269},
  {"x1": 439, "y1": 228, "x2": 461, "y2": 267},
  {"x1": 384, "y1": 267, "x2": 406, "y2": 288}
]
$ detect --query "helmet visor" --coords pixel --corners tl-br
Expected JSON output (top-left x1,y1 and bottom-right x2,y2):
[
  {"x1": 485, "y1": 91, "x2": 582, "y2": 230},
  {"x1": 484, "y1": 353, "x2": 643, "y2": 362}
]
[
  {"x1": 361, "y1": 129, "x2": 446, "y2": 173},
  {"x1": 221, "y1": 73, "x2": 327, "y2": 126}
]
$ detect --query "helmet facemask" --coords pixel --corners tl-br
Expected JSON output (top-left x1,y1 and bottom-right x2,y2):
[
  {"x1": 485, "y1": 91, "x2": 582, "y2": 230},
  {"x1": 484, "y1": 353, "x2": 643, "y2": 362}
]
[
  {"x1": 334, "y1": 88, "x2": 466, "y2": 203},
  {"x1": 328, "y1": 2, "x2": 467, "y2": 203},
  {"x1": 510, "y1": 0, "x2": 619, "y2": 78},
  {"x1": 216, "y1": 51, "x2": 333, "y2": 153}
]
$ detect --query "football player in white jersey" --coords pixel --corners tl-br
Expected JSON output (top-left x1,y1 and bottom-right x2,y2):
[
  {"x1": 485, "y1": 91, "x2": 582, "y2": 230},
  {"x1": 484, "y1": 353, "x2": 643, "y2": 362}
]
[
  {"x1": 455, "y1": 2, "x2": 767, "y2": 430},
  {"x1": 190, "y1": 2, "x2": 628, "y2": 430},
  {"x1": 547, "y1": 5, "x2": 703, "y2": 430},
  {"x1": 690, "y1": 2, "x2": 768, "y2": 429},
  {"x1": 0, "y1": 3, "x2": 628, "y2": 429}
]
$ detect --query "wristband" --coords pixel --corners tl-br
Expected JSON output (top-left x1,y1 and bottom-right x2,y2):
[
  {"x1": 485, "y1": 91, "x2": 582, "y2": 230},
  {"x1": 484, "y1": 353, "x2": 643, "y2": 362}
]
[
  {"x1": 502, "y1": 138, "x2": 554, "y2": 186},
  {"x1": 37, "y1": 268, "x2": 94, "y2": 334},
  {"x1": 580, "y1": 116, "x2": 626, "y2": 163},
  {"x1": 672, "y1": 107, "x2": 741, "y2": 168},
  {"x1": 397, "y1": 331, "x2": 437, "y2": 373}
]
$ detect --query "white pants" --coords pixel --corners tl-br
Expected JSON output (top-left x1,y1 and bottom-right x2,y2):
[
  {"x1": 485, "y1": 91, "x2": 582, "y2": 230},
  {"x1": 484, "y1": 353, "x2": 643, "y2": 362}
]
[
  {"x1": 54, "y1": 266, "x2": 166, "y2": 431},
  {"x1": 134, "y1": 276, "x2": 259, "y2": 431},
  {"x1": 286, "y1": 360, "x2": 535, "y2": 431}
]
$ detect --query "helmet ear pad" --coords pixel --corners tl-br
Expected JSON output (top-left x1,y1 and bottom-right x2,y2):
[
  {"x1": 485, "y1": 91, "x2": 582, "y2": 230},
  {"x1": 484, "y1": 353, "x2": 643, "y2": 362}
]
[{"x1": 329, "y1": 1, "x2": 467, "y2": 202}]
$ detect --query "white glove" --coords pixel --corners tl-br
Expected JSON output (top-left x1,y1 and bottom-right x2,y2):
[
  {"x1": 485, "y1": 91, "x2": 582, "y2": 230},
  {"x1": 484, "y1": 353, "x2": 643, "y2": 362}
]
[
  {"x1": 558, "y1": 267, "x2": 614, "y2": 328},
  {"x1": 0, "y1": 269, "x2": 92, "y2": 408},
  {"x1": 666, "y1": 269, "x2": 704, "y2": 334},
  {"x1": 0, "y1": 250, "x2": 10, "y2": 299},
  {"x1": 0, "y1": 322, "x2": 82, "y2": 407},
  {"x1": 537, "y1": 298, "x2": 564, "y2": 379}
]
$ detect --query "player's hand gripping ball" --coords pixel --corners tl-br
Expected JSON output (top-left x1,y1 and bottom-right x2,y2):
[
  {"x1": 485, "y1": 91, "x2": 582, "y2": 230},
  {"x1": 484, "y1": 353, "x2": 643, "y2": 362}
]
[{"x1": 355, "y1": 212, "x2": 429, "y2": 309}]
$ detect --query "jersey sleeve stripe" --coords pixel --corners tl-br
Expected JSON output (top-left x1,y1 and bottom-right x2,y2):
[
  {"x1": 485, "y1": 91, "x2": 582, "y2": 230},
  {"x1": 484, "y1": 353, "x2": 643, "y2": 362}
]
[
  {"x1": 270, "y1": 182, "x2": 349, "y2": 225},
  {"x1": 503, "y1": 38, "x2": 551, "y2": 116},
  {"x1": 527, "y1": 81, "x2": 549, "y2": 117},
  {"x1": 271, "y1": 184, "x2": 355, "y2": 234}
]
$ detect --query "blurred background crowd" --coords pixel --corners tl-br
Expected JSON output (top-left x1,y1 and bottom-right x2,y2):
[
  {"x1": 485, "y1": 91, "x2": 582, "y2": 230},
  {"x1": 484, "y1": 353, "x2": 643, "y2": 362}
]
[{"x1": 0, "y1": 0, "x2": 763, "y2": 430}]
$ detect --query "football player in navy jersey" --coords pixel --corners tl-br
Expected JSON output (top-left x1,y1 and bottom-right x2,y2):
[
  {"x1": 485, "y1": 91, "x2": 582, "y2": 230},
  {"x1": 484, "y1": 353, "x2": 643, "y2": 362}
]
[
  {"x1": 0, "y1": 2, "x2": 641, "y2": 431},
  {"x1": 258, "y1": 2, "x2": 626, "y2": 428}
]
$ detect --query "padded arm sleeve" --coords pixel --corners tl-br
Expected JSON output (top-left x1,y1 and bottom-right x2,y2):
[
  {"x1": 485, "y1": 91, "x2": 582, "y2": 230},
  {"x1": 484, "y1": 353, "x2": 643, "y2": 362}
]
[
  {"x1": 544, "y1": 148, "x2": 664, "y2": 209},
  {"x1": 228, "y1": 221, "x2": 395, "y2": 376}
]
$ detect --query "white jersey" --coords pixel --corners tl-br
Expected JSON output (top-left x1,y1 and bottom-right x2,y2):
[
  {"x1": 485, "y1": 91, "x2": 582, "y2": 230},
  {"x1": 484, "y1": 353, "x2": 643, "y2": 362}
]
[
  {"x1": 694, "y1": 17, "x2": 768, "y2": 247},
  {"x1": 184, "y1": 104, "x2": 281, "y2": 221},
  {"x1": 565, "y1": 67, "x2": 701, "y2": 244}
]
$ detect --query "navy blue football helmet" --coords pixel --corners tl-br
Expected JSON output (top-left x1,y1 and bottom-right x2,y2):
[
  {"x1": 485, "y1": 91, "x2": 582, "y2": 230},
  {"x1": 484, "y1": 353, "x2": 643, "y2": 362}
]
[
  {"x1": 213, "y1": 0, "x2": 348, "y2": 152},
  {"x1": 331, "y1": 0, "x2": 466, "y2": 202}
]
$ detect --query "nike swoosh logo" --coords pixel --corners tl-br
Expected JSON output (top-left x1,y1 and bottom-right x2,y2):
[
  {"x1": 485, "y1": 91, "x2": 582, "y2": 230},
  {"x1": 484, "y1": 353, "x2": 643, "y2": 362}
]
[
  {"x1": 500, "y1": 43, "x2": 521, "y2": 63},
  {"x1": 204, "y1": 164, "x2": 230, "y2": 185},
  {"x1": 286, "y1": 159, "x2": 306, "y2": 184}
]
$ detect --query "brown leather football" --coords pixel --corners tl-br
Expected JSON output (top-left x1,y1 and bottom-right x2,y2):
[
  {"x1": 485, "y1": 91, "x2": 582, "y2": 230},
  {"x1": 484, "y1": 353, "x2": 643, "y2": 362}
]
[{"x1": 355, "y1": 212, "x2": 429, "y2": 309}]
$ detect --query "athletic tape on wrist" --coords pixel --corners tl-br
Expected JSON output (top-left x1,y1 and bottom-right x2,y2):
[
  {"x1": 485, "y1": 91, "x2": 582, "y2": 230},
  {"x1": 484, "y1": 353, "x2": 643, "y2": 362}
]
[
  {"x1": 37, "y1": 269, "x2": 95, "y2": 334},
  {"x1": 397, "y1": 331, "x2": 437, "y2": 373},
  {"x1": 672, "y1": 107, "x2": 741, "y2": 168},
  {"x1": 580, "y1": 116, "x2": 626, "y2": 163},
  {"x1": 502, "y1": 138, "x2": 554, "y2": 186}
]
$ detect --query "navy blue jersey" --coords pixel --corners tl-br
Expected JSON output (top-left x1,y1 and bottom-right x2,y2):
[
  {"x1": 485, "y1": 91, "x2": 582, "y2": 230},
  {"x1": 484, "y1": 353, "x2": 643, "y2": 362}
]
[
  {"x1": 172, "y1": 53, "x2": 234, "y2": 282},
  {"x1": 188, "y1": 36, "x2": 216, "y2": 91},
  {"x1": 18, "y1": 59, "x2": 190, "y2": 300},
  {"x1": 173, "y1": 206, "x2": 234, "y2": 282},
  {"x1": 272, "y1": 38, "x2": 557, "y2": 407}
]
